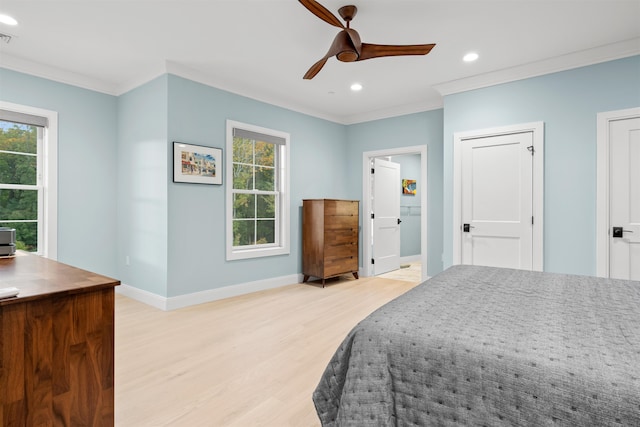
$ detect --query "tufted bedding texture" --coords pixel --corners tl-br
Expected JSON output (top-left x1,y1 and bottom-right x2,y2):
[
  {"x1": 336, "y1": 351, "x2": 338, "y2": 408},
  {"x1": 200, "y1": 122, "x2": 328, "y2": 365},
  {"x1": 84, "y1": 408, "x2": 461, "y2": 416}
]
[{"x1": 313, "y1": 265, "x2": 640, "y2": 426}]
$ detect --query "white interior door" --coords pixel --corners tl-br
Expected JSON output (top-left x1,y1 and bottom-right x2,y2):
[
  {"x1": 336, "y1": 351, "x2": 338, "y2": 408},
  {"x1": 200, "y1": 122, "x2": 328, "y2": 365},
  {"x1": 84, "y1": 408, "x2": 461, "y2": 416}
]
[
  {"x1": 609, "y1": 116, "x2": 640, "y2": 280},
  {"x1": 373, "y1": 158, "x2": 401, "y2": 275},
  {"x1": 461, "y1": 132, "x2": 533, "y2": 269}
]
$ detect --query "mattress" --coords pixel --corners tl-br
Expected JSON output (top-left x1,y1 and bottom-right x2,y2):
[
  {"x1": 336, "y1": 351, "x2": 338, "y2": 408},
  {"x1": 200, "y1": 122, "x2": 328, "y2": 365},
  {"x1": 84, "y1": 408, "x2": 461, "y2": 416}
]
[{"x1": 313, "y1": 265, "x2": 640, "y2": 426}]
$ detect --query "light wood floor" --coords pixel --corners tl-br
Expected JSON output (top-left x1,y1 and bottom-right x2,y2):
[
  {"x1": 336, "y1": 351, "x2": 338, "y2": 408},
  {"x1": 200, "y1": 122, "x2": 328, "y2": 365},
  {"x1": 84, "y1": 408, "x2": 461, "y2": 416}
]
[{"x1": 115, "y1": 275, "x2": 420, "y2": 426}]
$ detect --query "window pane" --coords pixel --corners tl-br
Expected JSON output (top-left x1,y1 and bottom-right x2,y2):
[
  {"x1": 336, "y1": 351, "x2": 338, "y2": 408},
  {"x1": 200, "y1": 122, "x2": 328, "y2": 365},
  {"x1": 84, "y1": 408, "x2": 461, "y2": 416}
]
[
  {"x1": 0, "y1": 189, "x2": 38, "y2": 220},
  {"x1": 256, "y1": 194, "x2": 275, "y2": 218},
  {"x1": 233, "y1": 164, "x2": 254, "y2": 190},
  {"x1": 0, "y1": 152, "x2": 37, "y2": 185},
  {"x1": 0, "y1": 221, "x2": 37, "y2": 252},
  {"x1": 256, "y1": 220, "x2": 275, "y2": 244},
  {"x1": 233, "y1": 220, "x2": 255, "y2": 246},
  {"x1": 0, "y1": 121, "x2": 37, "y2": 154},
  {"x1": 255, "y1": 167, "x2": 274, "y2": 191},
  {"x1": 233, "y1": 138, "x2": 253, "y2": 164},
  {"x1": 233, "y1": 193, "x2": 255, "y2": 219},
  {"x1": 255, "y1": 141, "x2": 274, "y2": 167}
]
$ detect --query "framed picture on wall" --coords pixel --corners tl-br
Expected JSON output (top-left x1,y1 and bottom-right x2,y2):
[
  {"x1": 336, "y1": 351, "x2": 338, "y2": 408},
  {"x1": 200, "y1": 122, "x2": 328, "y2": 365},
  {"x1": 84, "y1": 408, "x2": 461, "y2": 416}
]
[
  {"x1": 173, "y1": 142, "x2": 222, "y2": 185},
  {"x1": 402, "y1": 179, "x2": 416, "y2": 195}
]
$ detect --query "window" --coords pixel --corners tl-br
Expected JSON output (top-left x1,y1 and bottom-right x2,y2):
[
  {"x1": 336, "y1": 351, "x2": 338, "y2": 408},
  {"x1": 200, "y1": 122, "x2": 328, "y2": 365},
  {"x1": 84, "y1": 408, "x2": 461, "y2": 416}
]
[
  {"x1": 226, "y1": 120, "x2": 290, "y2": 260},
  {"x1": 0, "y1": 103, "x2": 57, "y2": 258}
]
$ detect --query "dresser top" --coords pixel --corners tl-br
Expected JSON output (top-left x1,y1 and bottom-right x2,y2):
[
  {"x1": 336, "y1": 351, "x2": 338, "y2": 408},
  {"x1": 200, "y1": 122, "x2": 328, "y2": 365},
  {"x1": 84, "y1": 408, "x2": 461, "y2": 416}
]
[
  {"x1": 0, "y1": 252, "x2": 120, "y2": 306},
  {"x1": 302, "y1": 199, "x2": 359, "y2": 202}
]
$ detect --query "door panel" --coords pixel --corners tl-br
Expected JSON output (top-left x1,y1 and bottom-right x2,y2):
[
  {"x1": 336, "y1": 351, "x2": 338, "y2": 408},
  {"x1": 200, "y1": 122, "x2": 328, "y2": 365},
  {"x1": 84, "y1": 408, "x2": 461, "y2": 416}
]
[
  {"x1": 609, "y1": 117, "x2": 640, "y2": 280},
  {"x1": 461, "y1": 132, "x2": 533, "y2": 270},
  {"x1": 373, "y1": 158, "x2": 401, "y2": 275},
  {"x1": 471, "y1": 236, "x2": 521, "y2": 269}
]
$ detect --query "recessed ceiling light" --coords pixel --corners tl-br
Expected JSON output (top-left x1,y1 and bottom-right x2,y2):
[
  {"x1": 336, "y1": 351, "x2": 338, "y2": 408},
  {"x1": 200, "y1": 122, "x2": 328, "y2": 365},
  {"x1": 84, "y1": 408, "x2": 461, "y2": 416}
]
[
  {"x1": 0, "y1": 14, "x2": 18, "y2": 26},
  {"x1": 463, "y1": 52, "x2": 479, "y2": 62},
  {"x1": 350, "y1": 83, "x2": 363, "y2": 91}
]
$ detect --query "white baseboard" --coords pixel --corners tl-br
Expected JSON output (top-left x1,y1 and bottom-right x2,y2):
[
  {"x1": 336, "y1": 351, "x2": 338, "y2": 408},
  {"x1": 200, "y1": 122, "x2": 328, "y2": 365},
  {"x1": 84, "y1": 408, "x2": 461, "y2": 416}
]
[
  {"x1": 400, "y1": 255, "x2": 422, "y2": 264},
  {"x1": 115, "y1": 284, "x2": 168, "y2": 310},
  {"x1": 115, "y1": 273, "x2": 303, "y2": 311}
]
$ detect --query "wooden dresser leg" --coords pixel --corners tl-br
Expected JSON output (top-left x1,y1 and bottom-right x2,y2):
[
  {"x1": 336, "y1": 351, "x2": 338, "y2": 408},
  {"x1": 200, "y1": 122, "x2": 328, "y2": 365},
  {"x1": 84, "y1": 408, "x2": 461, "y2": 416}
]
[
  {"x1": 303, "y1": 275, "x2": 309, "y2": 283},
  {"x1": 352, "y1": 272, "x2": 359, "y2": 279}
]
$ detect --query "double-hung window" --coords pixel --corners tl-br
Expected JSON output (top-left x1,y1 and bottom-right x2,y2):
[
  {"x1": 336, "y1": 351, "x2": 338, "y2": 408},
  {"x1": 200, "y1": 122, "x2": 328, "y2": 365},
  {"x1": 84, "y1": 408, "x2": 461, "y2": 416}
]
[
  {"x1": 0, "y1": 103, "x2": 57, "y2": 258},
  {"x1": 226, "y1": 120, "x2": 290, "y2": 260}
]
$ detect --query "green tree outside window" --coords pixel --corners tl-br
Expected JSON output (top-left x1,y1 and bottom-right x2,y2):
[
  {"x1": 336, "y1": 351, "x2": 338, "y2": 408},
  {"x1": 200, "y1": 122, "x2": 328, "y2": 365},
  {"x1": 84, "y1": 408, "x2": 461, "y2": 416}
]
[{"x1": 0, "y1": 122, "x2": 39, "y2": 252}]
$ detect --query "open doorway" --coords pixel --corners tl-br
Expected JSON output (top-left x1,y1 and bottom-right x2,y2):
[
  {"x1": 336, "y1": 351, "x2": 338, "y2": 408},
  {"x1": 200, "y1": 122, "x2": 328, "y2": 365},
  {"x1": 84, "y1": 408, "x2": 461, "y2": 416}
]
[{"x1": 362, "y1": 145, "x2": 428, "y2": 282}]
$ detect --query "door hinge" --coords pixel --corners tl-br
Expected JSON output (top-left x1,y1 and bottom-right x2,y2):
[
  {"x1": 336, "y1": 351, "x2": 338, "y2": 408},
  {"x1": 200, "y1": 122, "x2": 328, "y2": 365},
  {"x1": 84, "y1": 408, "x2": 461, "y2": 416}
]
[
  {"x1": 532, "y1": 216, "x2": 534, "y2": 225},
  {"x1": 371, "y1": 168, "x2": 375, "y2": 174},
  {"x1": 371, "y1": 258, "x2": 375, "y2": 264},
  {"x1": 527, "y1": 145, "x2": 535, "y2": 155},
  {"x1": 371, "y1": 213, "x2": 375, "y2": 219}
]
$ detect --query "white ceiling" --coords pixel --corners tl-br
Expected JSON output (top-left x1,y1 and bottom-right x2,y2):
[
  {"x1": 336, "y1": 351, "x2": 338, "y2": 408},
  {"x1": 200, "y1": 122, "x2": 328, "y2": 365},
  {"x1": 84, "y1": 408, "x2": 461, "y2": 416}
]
[{"x1": 0, "y1": 1, "x2": 639, "y2": 124}]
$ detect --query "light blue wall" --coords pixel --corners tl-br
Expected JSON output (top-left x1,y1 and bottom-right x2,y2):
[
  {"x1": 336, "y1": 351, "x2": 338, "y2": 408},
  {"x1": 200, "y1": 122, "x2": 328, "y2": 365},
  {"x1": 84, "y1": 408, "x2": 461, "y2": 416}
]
[
  {"x1": 345, "y1": 110, "x2": 444, "y2": 276},
  {"x1": 166, "y1": 75, "x2": 348, "y2": 296},
  {"x1": 393, "y1": 154, "x2": 421, "y2": 257},
  {"x1": 117, "y1": 75, "x2": 169, "y2": 296},
  {"x1": 0, "y1": 68, "x2": 118, "y2": 277},
  {"x1": 3, "y1": 54, "x2": 636, "y2": 299},
  {"x1": 443, "y1": 55, "x2": 640, "y2": 275}
]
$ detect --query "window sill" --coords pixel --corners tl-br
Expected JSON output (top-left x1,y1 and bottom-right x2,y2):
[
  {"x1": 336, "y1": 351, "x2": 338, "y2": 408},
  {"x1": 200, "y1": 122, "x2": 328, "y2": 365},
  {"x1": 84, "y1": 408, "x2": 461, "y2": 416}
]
[{"x1": 226, "y1": 245, "x2": 289, "y2": 261}]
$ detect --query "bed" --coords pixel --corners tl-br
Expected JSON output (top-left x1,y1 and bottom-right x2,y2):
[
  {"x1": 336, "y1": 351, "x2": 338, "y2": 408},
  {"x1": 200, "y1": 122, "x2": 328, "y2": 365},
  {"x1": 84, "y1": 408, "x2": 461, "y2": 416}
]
[{"x1": 313, "y1": 265, "x2": 640, "y2": 426}]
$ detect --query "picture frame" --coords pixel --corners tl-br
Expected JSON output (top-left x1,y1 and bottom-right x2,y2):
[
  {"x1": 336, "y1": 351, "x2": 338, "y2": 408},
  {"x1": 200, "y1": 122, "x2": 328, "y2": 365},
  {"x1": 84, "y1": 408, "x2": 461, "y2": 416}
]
[
  {"x1": 402, "y1": 179, "x2": 416, "y2": 195},
  {"x1": 173, "y1": 142, "x2": 222, "y2": 185}
]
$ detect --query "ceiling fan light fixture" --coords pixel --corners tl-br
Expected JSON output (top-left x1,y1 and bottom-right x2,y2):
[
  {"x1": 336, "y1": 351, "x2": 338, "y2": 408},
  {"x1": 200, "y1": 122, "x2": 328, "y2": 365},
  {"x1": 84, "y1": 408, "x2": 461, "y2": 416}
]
[
  {"x1": 350, "y1": 83, "x2": 363, "y2": 91},
  {"x1": 337, "y1": 50, "x2": 359, "y2": 62},
  {"x1": 463, "y1": 52, "x2": 479, "y2": 62},
  {"x1": 0, "y1": 14, "x2": 18, "y2": 26}
]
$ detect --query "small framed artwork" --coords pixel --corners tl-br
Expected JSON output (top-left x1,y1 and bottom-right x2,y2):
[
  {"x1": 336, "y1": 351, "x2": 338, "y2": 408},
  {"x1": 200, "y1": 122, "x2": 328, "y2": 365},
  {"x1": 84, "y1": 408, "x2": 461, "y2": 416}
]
[
  {"x1": 402, "y1": 179, "x2": 416, "y2": 195},
  {"x1": 173, "y1": 142, "x2": 222, "y2": 185}
]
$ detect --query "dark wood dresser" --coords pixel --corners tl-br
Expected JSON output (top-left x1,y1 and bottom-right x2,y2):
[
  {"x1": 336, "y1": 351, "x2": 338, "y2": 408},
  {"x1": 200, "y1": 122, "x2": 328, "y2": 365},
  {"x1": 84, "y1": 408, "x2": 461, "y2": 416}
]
[
  {"x1": 0, "y1": 253, "x2": 120, "y2": 426},
  {"x1": 302, "y1": 199, "x2": 359, "y2": 286}
]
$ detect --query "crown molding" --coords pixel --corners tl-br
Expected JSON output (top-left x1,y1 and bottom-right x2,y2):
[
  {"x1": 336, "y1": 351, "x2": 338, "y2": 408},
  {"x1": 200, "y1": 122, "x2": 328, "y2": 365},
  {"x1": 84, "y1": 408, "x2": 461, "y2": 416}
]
[
  {"x1": 433, "y1": 38, "x2": 640, "y2": 97},
  {"x1": 2, "y1": 37, "x2": 638, "y2": 124},
  {"x1": 341, "y1": 99, "x2": 444, "y2": 125},
  {"x1": 163, "y1": 61, "x2": 445, "y2": 125},
  {"x1": 163, "y1": 60, "x2": 345, "y2": 124},
  {"x1": 0, "y1": 53, "x2": 119, "y2": 95}
]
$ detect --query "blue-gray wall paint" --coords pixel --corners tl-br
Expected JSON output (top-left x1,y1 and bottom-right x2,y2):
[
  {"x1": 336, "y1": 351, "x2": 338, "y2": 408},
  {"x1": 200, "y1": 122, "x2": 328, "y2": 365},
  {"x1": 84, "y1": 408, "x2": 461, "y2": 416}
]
[
  {"x1": 166, "y1": 75, "x2": 348, "y2": 297},
  {"x1": 345, "y1": 110, "x2": 444, "y2": 277},
  {"x1": 443, "y1": 55, "x2": 640, "y2": 275},
  {"x1": 0, "y1": 68, "x2": 118, "y2": 277},
  {"x1": 117, "y1": 75, "x2": 169, "y2": 296},
  {"x1": 2, "y1": 54, "x2": 638, "y2": 298}
]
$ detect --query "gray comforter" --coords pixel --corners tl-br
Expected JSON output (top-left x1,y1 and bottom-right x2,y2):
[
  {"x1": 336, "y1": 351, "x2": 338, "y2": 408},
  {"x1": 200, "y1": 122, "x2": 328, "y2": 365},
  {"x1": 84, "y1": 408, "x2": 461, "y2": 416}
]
[{"x1": 313, "y1": 265, "x2": 640, "y2": 426}]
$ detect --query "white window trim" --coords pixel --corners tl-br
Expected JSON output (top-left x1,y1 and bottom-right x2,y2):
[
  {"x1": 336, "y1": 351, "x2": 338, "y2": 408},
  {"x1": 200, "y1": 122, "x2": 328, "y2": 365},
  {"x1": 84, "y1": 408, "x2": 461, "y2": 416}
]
[
  {"x1": 225, "y1": 120, "x2": 290, "y2": 261},
  {"x1": 0, "y1": 101, "x2": 58, "y2": 260}
]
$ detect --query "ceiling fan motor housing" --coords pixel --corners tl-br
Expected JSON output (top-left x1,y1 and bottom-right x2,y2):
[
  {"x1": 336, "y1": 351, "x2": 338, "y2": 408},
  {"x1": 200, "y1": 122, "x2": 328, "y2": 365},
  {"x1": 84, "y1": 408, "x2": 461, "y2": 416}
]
[{"x1": 334, "y1": 31, "x2": 359, "y2": 62}]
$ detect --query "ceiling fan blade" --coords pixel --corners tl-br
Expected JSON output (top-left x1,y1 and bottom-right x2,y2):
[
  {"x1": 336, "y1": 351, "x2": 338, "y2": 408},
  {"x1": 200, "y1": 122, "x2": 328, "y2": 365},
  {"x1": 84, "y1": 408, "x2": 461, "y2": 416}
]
[
  {"x1": 303, "y1": 57, "x2": 329, "y2": 79},
  {"x1": 358, "y1": 43, "x2": 436, "y2": 61},
  {"x1": 303, "y1": 32, "x2": 355, "y2": 79},
  {"x1": 298, "y1": 0, "x2": 344, "y2": 28}
]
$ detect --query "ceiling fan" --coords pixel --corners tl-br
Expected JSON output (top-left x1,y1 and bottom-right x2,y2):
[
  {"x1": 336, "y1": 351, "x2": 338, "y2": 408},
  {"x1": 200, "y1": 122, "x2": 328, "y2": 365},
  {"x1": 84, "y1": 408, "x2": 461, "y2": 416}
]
[{"x1": 298, "y1": 0, "x2": 436, "y2": 79}]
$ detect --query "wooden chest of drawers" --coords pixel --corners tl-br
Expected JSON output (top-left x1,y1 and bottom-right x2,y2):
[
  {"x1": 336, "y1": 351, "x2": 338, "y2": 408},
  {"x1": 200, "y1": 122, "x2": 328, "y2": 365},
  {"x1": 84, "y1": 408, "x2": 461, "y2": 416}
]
[{"x1": 302, "y1": 199, "x2": 359, "y2": 286}]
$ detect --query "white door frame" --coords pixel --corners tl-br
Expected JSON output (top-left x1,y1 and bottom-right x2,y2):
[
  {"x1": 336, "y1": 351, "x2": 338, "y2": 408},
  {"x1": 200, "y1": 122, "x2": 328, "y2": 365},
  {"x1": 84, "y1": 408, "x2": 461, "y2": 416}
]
[
  {"x1": 453, "y1": 122, "x2": 544, "y2": 270},
  {"x1": 362, "y1": 145, "x2": 428, "y2": 281},
  {"x1": 596, "y1": 107, "x2": 640, "y2": 277}
]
